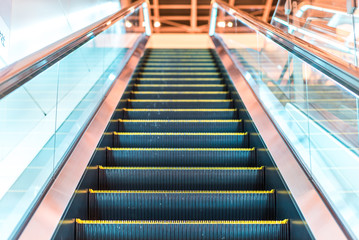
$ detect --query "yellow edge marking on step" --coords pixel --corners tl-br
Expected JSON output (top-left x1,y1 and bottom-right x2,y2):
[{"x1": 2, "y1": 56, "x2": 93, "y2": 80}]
[
  {"x1": 138, "y1": 73, "x2": 221, "y2": 75},
  {"x1": 106, "y1": 147, "x2": 255, "y2": 151},
  {"x1": 98, "y1": 166, "x2": 264, "y2": 170},
  {"x1": 115, "y1": 119, "x2": 242, "y2": 123},
  {"x1": 88, "y1": 189, "x2": 274, "y2": 194},
  {"x1": 121, "y1": 108, "x2": 237, "y2": 112},
  {"x1": 141, "y1": 63, "x2": 216, "y2": 66},
  {"x1": 134, "y1": 84, "x2": 225, "y2": 87},
  {"x1": 127, "y1": 99, "x2": 232, "y2": 102},
  {"x1": 131, "y1": 91, "x2": 228, "y2": 94},
  {"x1": 137, "y1": 78, "x2": 222, "y2": 80},
  {"x1": 106, "y1": 132, "x2": 247, "y2": 136},
  {"x1": 141, "y1": 60, "x2": 214, "y2": 62},
  {"x1": 139, "y1": 68, "x2": 217, "y2": 70},
  {"x1": 76, "y1": 219, "x2": 289, "y2": 225}
]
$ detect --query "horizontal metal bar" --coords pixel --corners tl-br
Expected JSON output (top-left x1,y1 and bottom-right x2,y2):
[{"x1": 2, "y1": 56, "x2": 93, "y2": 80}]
[
  {"x1": 211, "y1": 0, "x2": 359, "y2": 97},
  {"x1": 0, "y1": 0, "x2": 151, "y2": 99}
]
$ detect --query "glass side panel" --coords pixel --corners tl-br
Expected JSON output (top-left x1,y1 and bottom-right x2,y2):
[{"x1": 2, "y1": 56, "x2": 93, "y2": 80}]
[
  {"x1": 0, "y1": 5, "x2": 149, "y2": 240},
  {"x1": 271, "y1": 0, "x2": 358, "y2": 65},
  {"x1": 212, "y1": 4, "x2": 359, "y2": 238}
]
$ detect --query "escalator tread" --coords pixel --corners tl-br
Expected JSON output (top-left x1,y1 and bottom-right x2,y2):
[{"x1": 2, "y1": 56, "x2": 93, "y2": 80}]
[{"x1": 65, "y1": 49, "x2": 288, "y2": 239}]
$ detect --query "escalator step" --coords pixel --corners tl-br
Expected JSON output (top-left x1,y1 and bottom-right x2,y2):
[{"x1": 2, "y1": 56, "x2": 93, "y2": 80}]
[
  {"x1": 132, "y1": 84, "x2": 227, "y2": 91},
  {"x1": 103, "y1": 132, "x2": 248, "y2": 148},
  {"x1": 115, "y1": 108, "x2": 238, "y2": 119},
  {"x1": 125, "y1": 99, "x2": 234, "y2": 109},
  {"x1": 108, "y1": 119, "x2": 243, "y2": 132},
  {"x1": 139, "y1": 63, "x2": 217, "y2": 67},
  {"x1": 104, "y1": 147, "x2": 256, "y2": 167},
  {"x1": 135, "y1": 78, "x2": 224, "y2": 84},
  {"x1": 137, "y1": 72, "x2": 221, "y2": 78},
  {"x1": 76, "y1": 219, "x2": 289, "y2": 240},
  {"x1": 88, "y1": 190, "x2": 275, "y2": 220},
  {"x1": 130, "y1": 91, "x2": 230, "y2": 99},
  {"x1": 98, "y1": 166, "x2": 264, "y2": 190},
  {"x1": 138, "y1": 67, "x2": 219, "y2": 73}
]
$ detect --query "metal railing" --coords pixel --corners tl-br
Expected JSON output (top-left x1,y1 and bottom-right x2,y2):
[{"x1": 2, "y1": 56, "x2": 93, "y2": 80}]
[
  {"x1": 0, "y1": 0, "x2": 151, "y2": 99},
  {"x1": 210, "y1": 0, "x2": 359, "y2": 96}
]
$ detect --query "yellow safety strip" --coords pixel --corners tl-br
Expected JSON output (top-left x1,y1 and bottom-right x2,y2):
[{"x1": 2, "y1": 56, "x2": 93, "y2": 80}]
[
  {"x1": 145, "y1": 56, "x2": 212, "y2": 58},
  {"x1": 98, "y1": 166, "x2": 263, "y2": 170},
  {"x1": 131, "y1": 91, "x2": 228, "y2": 94},
  {"x1": 88, "y1": 189, "x2": 274, "y2": 194},
  {"x1": 133, "y1": 84, "x2": 225, "y2": 87},
  {"x1": 127, "y1": 99, "x2": 232, "y2": 102},
  {"x1": 138, "y1": 73, "x2": 221, "y2": 75},
  {"x1": 107, "y1": 132, "x2": 247, "y2": 136},
  {"x1": 120, "y1": 108, "x2": 237, "y2": 112},
  {"x1": 140, "y1": 59, "x2": 214, "y2": 62},
  {"x1": 141, "y1": 63, "x2": 216, "y2": 66},
  {"x1": 137, "y1": 78, "x2": 222, "y2": 80},
  {"x1": 106, "y1": 147, "x2": 255, "y2": 151},
  {"x1": 112, "y1": 119, "x2": 242, "y2": 123},
  {"x1": 76, "y1": 219, "x2": 289, "y2": 225}
]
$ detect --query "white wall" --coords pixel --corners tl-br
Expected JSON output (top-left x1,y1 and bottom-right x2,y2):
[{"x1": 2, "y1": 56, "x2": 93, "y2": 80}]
[{"x1": 0, "y1": 0, "x2": 121, "y2": 68}]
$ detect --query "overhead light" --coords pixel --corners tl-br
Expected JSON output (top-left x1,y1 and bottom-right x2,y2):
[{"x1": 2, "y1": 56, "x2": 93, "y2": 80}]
[
  {"x1": 217, "y1": 21, "x2": 225, "y2": 28},
  {"x1": 106, "y1": 20, "x2": 112, "y2": 26},
  {"x1": 125, "y1": 21, "x2": 132, "y2": 28},
  {"x1": 227, "y1": 22, "x2": 233, "y2": 27},
  {"x1": 154, "y1": 21, "x2": 161, "y2": 28},
  {"x1": 142, "y1": 21, "x2": 146, "y2": 27}
]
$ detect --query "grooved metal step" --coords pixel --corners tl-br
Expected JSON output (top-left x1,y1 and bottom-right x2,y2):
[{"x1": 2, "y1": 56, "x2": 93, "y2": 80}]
[
  {"x1": 125, "y1": 99, "x2": 234, "y2": 109},
  {"x1": 107, "y1": 119, "x2": 243, "y2": 132},
  {"x1": 97, "y1": 166, "x2": 264, "y2": 190},
  {"x1": 130, "y1": 91, "x2": 230, "y2": 99},
  {"x1": 138, "y1": 67, "x2": 219, "y2": 73},
  {"x1": 101, "y1": 132, "x2": 249, "y2": 148},
  {"x1": 114, "y1": 108, "x2": 238, "y2": 119},
  {"x1": 76, "y1": 219, "x2": 289, "y2": 240},
  {"x1": 132, "y1": 84, "x2": 227, "y2": 91},
  {"x1": 88, "y1": 190, "x2": 275, "y2": 220},
  {"x1": 135, "y1": 78, "x2": 224, "y2": 84},
  {"x1": 104, "y1": 147, "x2": 256, "y2": 167}
]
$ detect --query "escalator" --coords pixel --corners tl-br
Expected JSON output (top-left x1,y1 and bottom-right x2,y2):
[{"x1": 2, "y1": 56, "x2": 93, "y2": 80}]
[{"x1": 53, "y1": 48, "x2": 301, "y2": 239}]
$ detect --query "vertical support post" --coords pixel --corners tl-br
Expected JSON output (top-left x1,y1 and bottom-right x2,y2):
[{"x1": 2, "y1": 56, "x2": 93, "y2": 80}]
[
  {"x1": 153, "y1": 0, "x2": 160, "y2": 33},
  {"x1": 191, "y1": 0, "x2": 198, "y2": 32},
  {"x1": 142, "y1": 2, "x2": 152, "y2": 36},
  {"x1": 209, "y1": 3, "x2": 218, "y2": 36}
]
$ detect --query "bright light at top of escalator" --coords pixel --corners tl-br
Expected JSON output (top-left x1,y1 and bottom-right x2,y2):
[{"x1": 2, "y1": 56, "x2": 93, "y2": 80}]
[
  {"x1": 125, "y1": 21, "x2": 133, "y2": 28},
  {"x1": 154, "y1": 21, "x2": 161, "y2": 28},
  {"x1": 227, "y1": 22, "x2": 233, "y2": 27},
  {"x1": 217, "y1": 21, "x2": 225, "y2": 28}
]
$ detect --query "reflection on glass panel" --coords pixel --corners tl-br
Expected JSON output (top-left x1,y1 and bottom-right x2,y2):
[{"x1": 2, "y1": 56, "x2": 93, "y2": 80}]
[
  {"x1": 272, "y1": 0, "x2": 358, "y2": 65},
  {"x1": 0, "y1": 3, "x2": 149, "y2": 239},
  {"x1": 212, "y1": 3, "x2": 359, "y2": 238},
  {"x1": 0, "y1": 62, "x2": 59, "y2": 239}
]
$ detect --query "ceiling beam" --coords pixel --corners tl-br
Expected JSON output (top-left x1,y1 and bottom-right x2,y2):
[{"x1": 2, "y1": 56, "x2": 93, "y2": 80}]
[
  {"x1": 229, "y1": 0, "x2": 235, "y2": 6},
  {"x1": 262, "y1": 0, "x2": 274, "y2": 22},
  {"x1": 191, "y1": 0, "x2": 198, "y2": 31},
  {"x1": 160, "y1": 19, "x2": 193, "y2": 32}
]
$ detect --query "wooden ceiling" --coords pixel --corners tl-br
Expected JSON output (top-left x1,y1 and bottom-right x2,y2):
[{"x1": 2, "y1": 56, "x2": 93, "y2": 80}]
[{"x1": 121, "y1": 0, "x2": 277, "y2": 33}]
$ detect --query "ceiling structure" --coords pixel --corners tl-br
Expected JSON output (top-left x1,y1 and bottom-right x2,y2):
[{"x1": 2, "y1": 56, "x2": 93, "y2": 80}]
[{"x1": 121, "y1": 0, "x2": 277, "y2": 33}]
